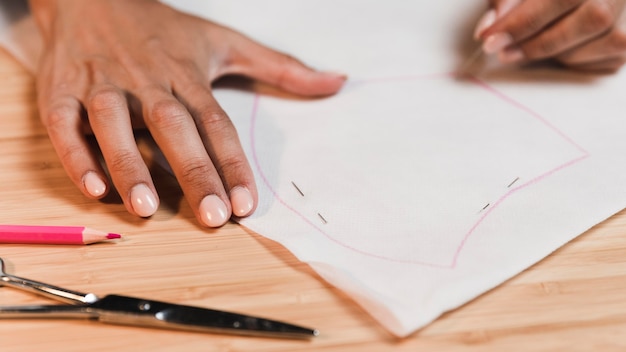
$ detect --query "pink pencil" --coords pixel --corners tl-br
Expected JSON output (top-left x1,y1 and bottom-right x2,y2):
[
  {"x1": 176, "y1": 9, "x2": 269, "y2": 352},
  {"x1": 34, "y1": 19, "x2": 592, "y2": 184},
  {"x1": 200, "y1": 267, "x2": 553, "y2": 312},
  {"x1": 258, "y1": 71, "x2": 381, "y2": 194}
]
[{"x1": 0, "y1": 225, "x2": 122, "y2": 245}]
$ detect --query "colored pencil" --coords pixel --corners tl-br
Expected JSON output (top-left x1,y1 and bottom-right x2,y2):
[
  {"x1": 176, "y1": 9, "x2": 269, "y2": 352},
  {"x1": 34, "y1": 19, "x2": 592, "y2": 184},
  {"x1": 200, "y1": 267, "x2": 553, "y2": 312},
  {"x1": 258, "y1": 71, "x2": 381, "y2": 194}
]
[{"x1": 0, "y1": 225, "x2": 122, "y2": 245}]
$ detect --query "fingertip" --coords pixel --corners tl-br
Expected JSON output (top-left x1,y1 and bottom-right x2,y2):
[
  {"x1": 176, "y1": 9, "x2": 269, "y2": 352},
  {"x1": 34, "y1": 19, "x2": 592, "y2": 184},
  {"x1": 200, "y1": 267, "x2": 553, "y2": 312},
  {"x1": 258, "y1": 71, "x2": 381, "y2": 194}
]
[
  {"x1": 230, "y1": 186, "x2": 254, "y2": 217},
  {"x1": 130, "y1": 183, "x2": 159, "y2": 217},
  {"x1": 319, "y1": 71, "x2": 348, "y2": 81},
  {"x1": 199, "y1": 194, "x2": 229, "y2": 227},
  {"x1": 317, "y1": 75, "x2": 348, "y2": 95},
  {"x1": 300, "y1": 70, "x2": 348, "y2": 96},
  {"x1": 83, "y1": 171, "x2": 108, "y2": 198},
  {"x1": 477, "y1": 0, "x2": 520, "y2": 40},
  {"x1": 482, "y1": 32, "x2": 514, "y2": 54},
  {"x1": 474, "y1": 9, "x2": 497, "y2": 40},
  {"x1": 237, "y1": 41, "x2": 347, "y2": 96}
]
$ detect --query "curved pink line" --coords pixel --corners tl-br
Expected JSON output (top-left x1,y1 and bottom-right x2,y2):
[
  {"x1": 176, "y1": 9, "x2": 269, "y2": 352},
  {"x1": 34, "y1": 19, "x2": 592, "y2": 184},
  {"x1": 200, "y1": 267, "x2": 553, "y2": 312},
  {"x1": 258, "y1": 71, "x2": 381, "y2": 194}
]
[
  {"x1": 249, "y1": 95, "x2": 451, "y2": 268},
  {"x1": 449, "y1": 154, "x2": 588, "y2": 267},
  {"x1": 249, "y1": 74, "x2": 590, "y2": 268},
  {"x1": 469, "y1": 76, "x2": 588, "y2": 154}
]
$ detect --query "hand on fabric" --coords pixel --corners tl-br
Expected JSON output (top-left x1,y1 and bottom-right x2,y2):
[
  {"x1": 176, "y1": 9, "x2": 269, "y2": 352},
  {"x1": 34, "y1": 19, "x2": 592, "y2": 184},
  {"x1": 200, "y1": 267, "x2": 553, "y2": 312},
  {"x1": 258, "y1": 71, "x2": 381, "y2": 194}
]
[
  {"x1": 474, "y1": 0, "x2": 626, "y2": 72},
  {"x1": 28, "y1": 0, "x2": 346, "y2": 227}
]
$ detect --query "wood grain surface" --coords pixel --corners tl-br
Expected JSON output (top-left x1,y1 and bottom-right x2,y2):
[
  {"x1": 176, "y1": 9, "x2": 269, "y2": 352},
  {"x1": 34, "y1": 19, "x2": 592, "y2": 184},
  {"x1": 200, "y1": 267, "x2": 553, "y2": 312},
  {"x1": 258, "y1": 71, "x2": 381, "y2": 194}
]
[{"x1": 1, "y1": 48, "x2": 626, "y2": 352}]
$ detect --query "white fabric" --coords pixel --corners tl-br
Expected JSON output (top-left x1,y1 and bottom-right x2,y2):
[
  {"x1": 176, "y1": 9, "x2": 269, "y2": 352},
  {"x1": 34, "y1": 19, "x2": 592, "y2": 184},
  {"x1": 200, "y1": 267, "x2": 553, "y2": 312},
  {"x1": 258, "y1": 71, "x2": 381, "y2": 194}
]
[{"x1": 4, "y1": 0, "x2": 626, "y2": 337}]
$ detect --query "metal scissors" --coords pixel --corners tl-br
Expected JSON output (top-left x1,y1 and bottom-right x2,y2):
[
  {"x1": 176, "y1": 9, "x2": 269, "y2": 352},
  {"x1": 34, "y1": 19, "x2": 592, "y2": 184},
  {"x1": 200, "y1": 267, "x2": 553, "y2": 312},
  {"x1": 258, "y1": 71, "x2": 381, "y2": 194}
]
[{"x1": 0, "y1": 258, "x2": 317, "y2": 339}]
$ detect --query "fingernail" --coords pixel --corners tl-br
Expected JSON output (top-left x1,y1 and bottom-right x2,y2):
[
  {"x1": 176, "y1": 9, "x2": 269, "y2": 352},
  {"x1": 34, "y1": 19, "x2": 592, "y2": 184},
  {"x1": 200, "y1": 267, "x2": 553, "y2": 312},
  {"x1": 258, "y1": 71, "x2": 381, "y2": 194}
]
[
  {"x1": 83, "y1": 172, "x2": 106, "y2": 197},
  {"x1": 230, "y1": 186, "x2": 254, "y2": 217},
  {"x1": 199, "y1": 194, "x2": 229, "y2": 227},
  {"x1": 498, "y1": 47, "x2": 525, "y2": 64},
  {"x1": 483, "y1": 32, "x2": 514, "y2": 54},
  {"x1": 130, "y1": 184, "x2": 158, "y2": 217},
  {"x1": 321, "y1": 71, "x2": 348, "y2": 80},
  {"x1": 474, "y1": 9, "x2": 496, "y2": 39}
]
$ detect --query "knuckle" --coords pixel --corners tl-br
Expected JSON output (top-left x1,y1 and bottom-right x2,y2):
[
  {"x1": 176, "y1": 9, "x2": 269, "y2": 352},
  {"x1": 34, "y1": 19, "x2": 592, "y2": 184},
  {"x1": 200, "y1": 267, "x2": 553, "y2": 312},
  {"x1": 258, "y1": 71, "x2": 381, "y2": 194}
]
[
  {"x1": 87, "y1": 86, "x2": 125, "y2": 115},
  {"x1": 199, "y1": 109, "x2": 234, "y2": 134},
  {"x1": 217, "y1": 155, "x2": 249, "y2": 177},
  {"x1": 583, "y1": 1, "x2": 616, "y2": 32},
  {"x1": 58, "y1": 143, "x2": 85, "y2": 165},
  {"x1": 44, "y1": 105, "x2": 73, "y2": 129},
  {"x1": 42, "y1": 97, "x2": 81, "y2": 129},
  {"x1": 528, "y1": 38, "x2": 560, "y2": 58},
  {"x1": 106, "y1": 149, "x2": 141, "y2": 175},
  {"x1": 179, "y1": 158, "x2": 214, "y2": 189},
  {"x1": 201, "y1": 109, "x2": 229, "y2": 125},
  {"x1": 148, "y1": 99, "x2": 189, "y2": 129},
  {"x1": 517, "y1": 13, "x2": 545, "y2": 36}
]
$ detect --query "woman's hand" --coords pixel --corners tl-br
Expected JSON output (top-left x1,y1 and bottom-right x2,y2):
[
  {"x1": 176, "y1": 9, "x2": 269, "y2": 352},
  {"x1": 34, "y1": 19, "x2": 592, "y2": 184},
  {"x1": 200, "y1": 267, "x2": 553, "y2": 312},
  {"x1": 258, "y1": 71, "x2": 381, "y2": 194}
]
[
  {"x1": 474, "y1": 0, "x2": 626, "y2": 72},
  {"x1": 28, "y1": 0, "x2": 346, "y2": 227}
]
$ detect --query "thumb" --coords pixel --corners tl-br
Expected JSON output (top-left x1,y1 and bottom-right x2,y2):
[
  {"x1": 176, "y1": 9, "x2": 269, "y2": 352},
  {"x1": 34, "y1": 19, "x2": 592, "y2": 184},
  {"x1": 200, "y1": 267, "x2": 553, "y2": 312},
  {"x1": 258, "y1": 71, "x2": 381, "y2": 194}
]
[{"x1": 225, "y1": 33, "x2": 347, "y2": 97}]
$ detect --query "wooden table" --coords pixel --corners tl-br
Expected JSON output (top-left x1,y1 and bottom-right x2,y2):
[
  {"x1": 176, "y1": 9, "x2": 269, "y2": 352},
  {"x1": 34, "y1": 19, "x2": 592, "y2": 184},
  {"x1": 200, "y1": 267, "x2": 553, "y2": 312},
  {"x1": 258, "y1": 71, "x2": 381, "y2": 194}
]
[{"x1": 2, "y1": 48, "x2": 626, "y2": 352}]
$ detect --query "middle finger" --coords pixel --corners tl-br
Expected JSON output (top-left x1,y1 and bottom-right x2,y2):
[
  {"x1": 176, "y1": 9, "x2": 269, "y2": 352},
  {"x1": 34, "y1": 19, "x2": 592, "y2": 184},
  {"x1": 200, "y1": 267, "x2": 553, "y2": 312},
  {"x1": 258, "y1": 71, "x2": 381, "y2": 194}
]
[{"x1": 138, "y1": 85, "x2": 231, "y2": 228}]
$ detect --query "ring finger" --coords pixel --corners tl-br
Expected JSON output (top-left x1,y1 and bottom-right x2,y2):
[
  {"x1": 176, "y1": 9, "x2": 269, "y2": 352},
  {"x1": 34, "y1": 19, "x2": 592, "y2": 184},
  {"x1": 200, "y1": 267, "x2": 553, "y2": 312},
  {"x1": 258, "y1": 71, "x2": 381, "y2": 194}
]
[{"x1": 174, "y1": 80, "x2": 257, "y2": 219}]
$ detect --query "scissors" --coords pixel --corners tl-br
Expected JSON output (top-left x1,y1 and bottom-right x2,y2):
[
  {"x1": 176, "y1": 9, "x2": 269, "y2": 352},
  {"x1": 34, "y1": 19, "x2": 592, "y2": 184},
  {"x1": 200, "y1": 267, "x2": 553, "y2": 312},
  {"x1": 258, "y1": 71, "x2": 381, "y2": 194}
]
[{"x1": 0, "y1": 258, "x2": 318, "y2": 339}]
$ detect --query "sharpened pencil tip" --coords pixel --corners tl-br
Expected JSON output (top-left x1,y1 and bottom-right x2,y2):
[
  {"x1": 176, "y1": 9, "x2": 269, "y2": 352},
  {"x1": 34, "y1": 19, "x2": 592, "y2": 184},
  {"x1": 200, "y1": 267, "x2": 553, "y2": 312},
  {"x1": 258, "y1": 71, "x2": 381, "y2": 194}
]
[{"x1": 107, "y1": 233, "x2": 122, "y2": 239}]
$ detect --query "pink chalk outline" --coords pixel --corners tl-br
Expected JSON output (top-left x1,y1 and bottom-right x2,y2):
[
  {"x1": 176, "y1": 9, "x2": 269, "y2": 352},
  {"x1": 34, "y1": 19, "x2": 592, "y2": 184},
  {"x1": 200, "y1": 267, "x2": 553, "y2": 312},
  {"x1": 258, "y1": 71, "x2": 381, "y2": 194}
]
[{"x1": 249, "y1": 73, "x2": 590, "y2": 269}]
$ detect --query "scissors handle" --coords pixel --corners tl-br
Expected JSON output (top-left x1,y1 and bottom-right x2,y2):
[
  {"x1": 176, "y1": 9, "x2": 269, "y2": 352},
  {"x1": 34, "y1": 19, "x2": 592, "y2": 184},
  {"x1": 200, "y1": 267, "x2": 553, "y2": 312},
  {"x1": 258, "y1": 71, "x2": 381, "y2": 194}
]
[{"x1": 0, "y1": 258, "x2": 98, "y2": 304}]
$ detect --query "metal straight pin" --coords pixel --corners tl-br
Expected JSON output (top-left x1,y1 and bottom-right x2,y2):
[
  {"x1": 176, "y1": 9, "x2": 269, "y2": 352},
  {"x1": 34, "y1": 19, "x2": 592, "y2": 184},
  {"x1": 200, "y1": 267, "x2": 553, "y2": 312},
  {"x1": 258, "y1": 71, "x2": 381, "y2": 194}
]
[
  {"x1": 507, "y1": 177, "x2": 520, "y2": 188},
  {"x1": 317, "y1": 213, "x2": 328, "y2": 224},
  {"x1": 456, "y1": 46, "x2": 485, "y2": 78},
  {"x1": 291, "y1": 181, "x2": 305, "y2": 197}
]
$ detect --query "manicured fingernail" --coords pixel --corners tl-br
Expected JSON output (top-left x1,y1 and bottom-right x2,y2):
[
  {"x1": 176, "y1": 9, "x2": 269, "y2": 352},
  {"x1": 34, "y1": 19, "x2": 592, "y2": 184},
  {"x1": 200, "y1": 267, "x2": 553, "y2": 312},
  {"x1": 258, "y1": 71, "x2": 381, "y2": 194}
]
[
  {"x1": 474, "y1": 9, "x2": 496, "y2": 39},
  {"x1": 499, "y1": 47, "x2": 525, "y2": 64},
  {"x1": 130, "y1": 184, "x2": 158, "y2": 217},
  {"x1": 83, "y1": 172, "x2": 106, "y2": 197},
  {"x1": 321, "y1": 71, "x2": 348, "y2": 80},
  {"x1": 482, "y1": 32, "x2": 514, "y2": 54},
  {"x1": 200, "y1": 195, "x2": 229, "y2": 227},
  {"x1": 230, "y1": 186, "x2": 254, "y2": 217}
]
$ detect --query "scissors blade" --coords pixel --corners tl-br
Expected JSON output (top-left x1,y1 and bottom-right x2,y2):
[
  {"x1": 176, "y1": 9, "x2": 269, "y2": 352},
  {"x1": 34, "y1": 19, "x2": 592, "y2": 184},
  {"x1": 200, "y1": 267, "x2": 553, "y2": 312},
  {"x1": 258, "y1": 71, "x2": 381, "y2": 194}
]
[
  {"x1": 91, "y1": 294, "x2": 318, "y2": 339},
  {"x1": 0, "y1": 304, "x2": 96, "y2": 319}
]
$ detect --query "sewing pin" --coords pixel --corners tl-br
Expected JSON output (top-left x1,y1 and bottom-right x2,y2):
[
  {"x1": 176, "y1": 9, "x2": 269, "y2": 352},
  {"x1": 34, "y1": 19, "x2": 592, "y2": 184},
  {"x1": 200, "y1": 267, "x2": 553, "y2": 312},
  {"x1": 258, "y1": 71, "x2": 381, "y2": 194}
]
[
  {"x1": 291, "y1": 181, "x2": 305, "y2": 197},
  {"x1": 507, "y1": 177, "x2": 520, "y2": 188},
  {"x1": 456, "y1": 45, "x2": 485, "y2": 78}
]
